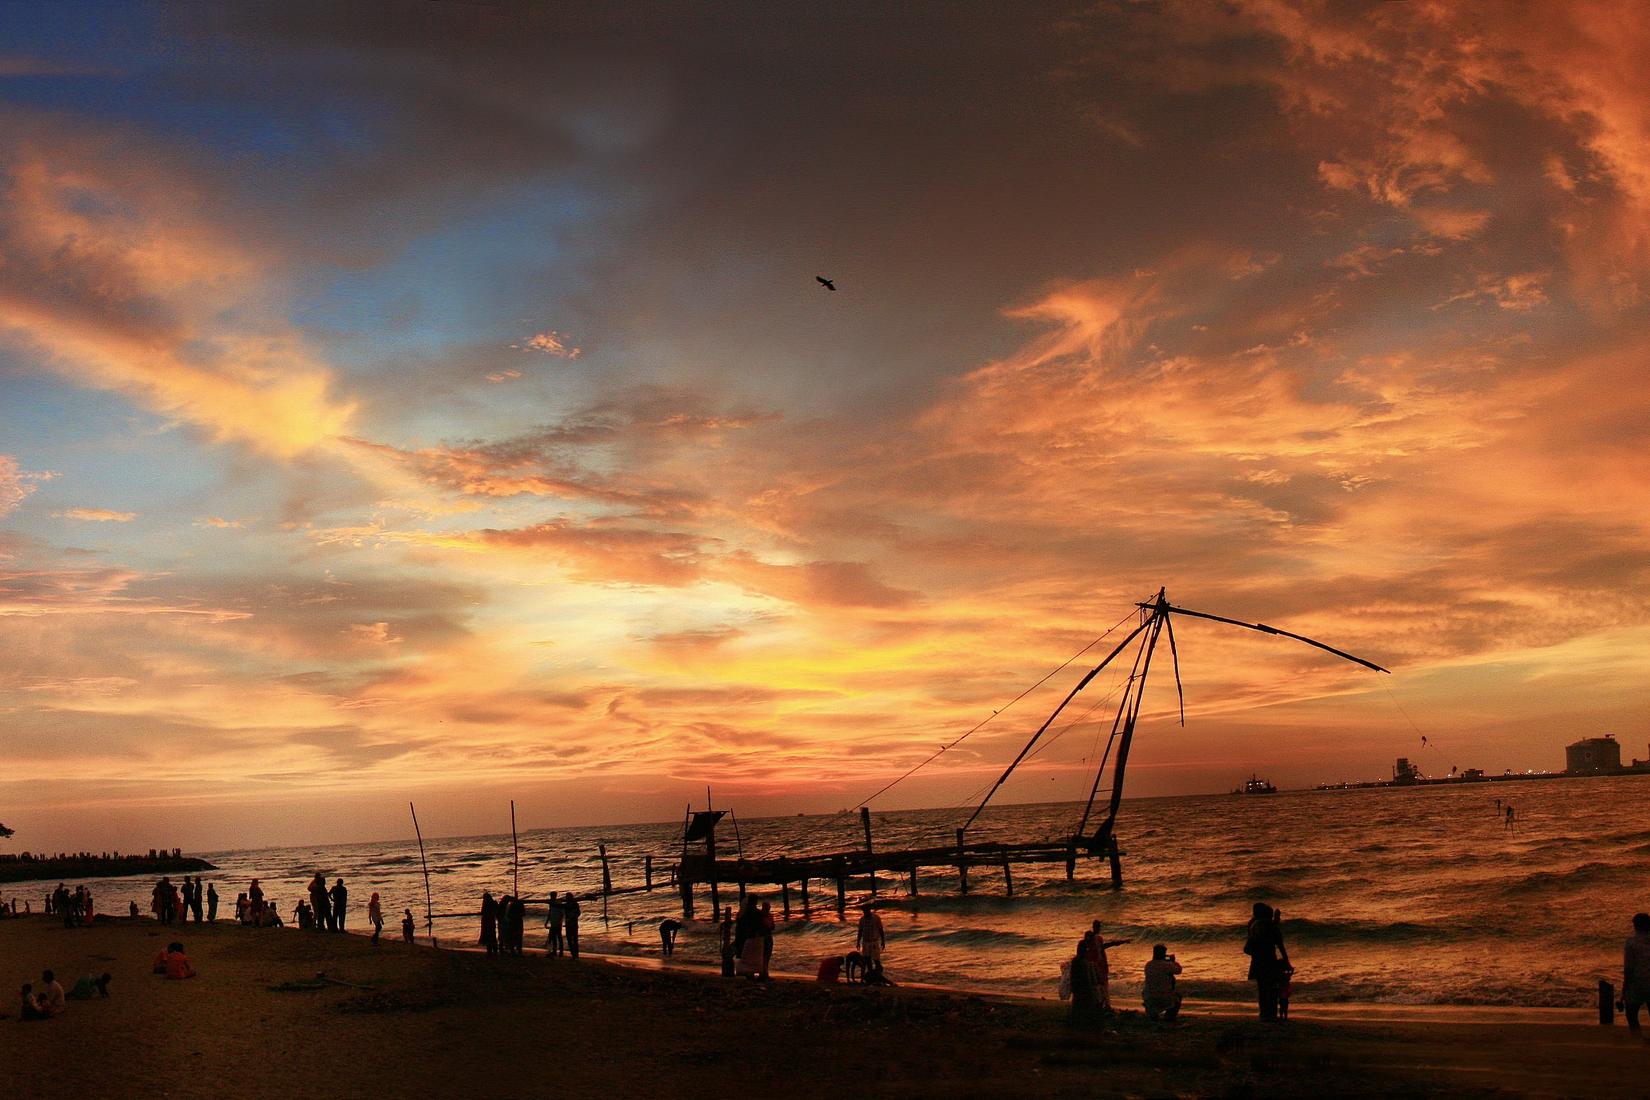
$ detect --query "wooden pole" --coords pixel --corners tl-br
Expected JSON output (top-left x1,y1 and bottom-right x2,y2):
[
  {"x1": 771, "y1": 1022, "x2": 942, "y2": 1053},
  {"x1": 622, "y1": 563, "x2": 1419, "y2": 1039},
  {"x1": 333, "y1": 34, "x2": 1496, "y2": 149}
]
[
  {"x1": 645, "y1": 855, "x2": 653, "y2": 892},
  {"x1": 801, "y1": 876, "x2": 810, "y2": 916},
  {"x1": 599, "y1": 842, "x2": 612, "y2": 926},
  {"x1": 956, "y1": 828, "x2": 970, "y2": 895},
  {"x1": 1108, "y1": 836, "x2": 1123, "y2": 889},
  {"x1": 1065, "y1": 845, "x2": 1077, "y2": 881},
  {"x1": 908, "y1": 861, "x2": 918, "y2": 896},
  {"x1": 861, "y1": 806, "x2": 876, "y2": 895},
  {"x1": 510, "y1": 799, "x2": 519, "y2": 898},
  {"x1": 1002, "y1": 850, "x2": 1014, "y2": 897},
  {"x1": 781, "y1": 879, "x2": 791, "y2": 919},
  {"x1": 834, "y1": 857, "x2": 846, "y2": 916},
  {"x1": 409, "y1": 801, "x2": 434, "y2": 941}
]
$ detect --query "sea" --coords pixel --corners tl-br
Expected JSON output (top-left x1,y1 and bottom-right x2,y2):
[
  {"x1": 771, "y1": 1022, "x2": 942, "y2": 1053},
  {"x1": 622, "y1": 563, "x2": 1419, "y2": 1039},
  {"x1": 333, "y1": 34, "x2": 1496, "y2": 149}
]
[{"x1": 15, "y1": 776, "x2": 1647, "y2": 1010}]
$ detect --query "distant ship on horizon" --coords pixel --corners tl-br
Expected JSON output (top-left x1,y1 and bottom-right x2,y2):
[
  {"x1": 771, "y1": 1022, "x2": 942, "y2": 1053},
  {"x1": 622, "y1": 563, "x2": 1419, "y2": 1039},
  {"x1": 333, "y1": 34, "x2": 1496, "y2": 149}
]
[{"x1": 1240, "y1": 774, "x2": 1278, "y2": 795}]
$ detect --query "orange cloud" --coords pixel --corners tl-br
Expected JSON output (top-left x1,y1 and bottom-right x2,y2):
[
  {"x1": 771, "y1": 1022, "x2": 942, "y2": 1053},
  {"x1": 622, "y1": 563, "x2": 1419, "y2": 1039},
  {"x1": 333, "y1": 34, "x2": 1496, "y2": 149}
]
[{"x1": 54, "y1": 507, "x2": 136, "y2": 522}]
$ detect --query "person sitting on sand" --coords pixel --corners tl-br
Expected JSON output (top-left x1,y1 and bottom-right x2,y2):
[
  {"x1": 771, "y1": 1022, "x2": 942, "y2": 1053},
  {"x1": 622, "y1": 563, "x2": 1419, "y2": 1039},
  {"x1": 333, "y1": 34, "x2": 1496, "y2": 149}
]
[
  {"x1": 816, "y1": 955, "x2": 843, "y2": 983},
  {"x1": 1621, "y1": 912, "x2": 1650, "y2": 1034},
  {"x1": 162, "y1": 944, "x2": 196, "y2": 980},
  {"x1": 154, "y1": 941, "x2": 185, "y2": 974},
  {"x1": 67, "y1": 973, "x2": 112, "y2": 1000},
  {"x1": 401, "y1": 909, "x2": 415, "y2": 944},
  {"x1": 19, "y1": 983, "x2": 47, "y2": 1021},
  {"x1": 659, "y1": 918, "x2": 682, "y2": 957},
  {"x1": 37, "y1": 970, "x2": 66, "y2": 1016},
  {"x1": 1142, "y1": 944, "x2": 1183, "y2": 1022}
]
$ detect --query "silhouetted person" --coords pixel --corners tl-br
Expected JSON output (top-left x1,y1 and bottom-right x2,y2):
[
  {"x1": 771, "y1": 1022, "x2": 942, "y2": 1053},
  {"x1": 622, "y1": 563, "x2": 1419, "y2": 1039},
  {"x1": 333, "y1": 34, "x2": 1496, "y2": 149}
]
[
  {"x1": 1068, "y1": 937, "x2": 1099, "y2": 1025},
  {"x1": 1505, "y1": 804, "x2": 1515, "y2": 830},
  {"x1": 19, "y1": 983, "x2": 47, "y2": 1021},
  {"x1": 307, "y1": 874, "x2": 329, "y2": 932},
  {"x1": 544, "y1": 891, "x2": 564, "y2": 956},
  {"x1": 563, "y1": 894, "x2": 581, "y2": 958},
  {"x1": 856, "y1": 905, "x2": 886, "y2": 982},
  {"x1": 248, "y1": 877, "x2": 264, "y2": 919},
  {"x1": 1622, "y1": 912, "x2": 1650, "y2": 1034},
  {"x1": 401, "y1": 908, "x2": 415, "y2": 944},
  {"x1": 659, "y1": 918, "x2": 682, "y2": 956},
  {"x1": 205, "y1": 882, "x2": 218, "y2": 922},
  {"x1": 497, "y1": 894, "x2": 515, "y2": 953},
  {"x1": 1143, "y1": 943, "x2": 1183, "y2": 1021},
  {"x1": 190, "y1": 878, "x2": 204, "y2": 922},
  {"x1": 509, "y1": 896, "x2": 526, "y2": 955},
  {"x1": 1087, "y1": 919, "x2": 1130, "y2": 1011},
  {"x1": 179, "y1": 878, "x2": 193, "y2": 923},
  {"x1": 38, "y1": 970, "x2": 65, "y2": 1016},
  {"x1": 1244, "y1": 902, "x2": 1290, "y2": 1021},
  {"x1": 368, "y1": 893, "x2": 384, "y2": 945},
  {"x1": 718, "y1": 906, "x2": 735, "y2": 976},
  {"x1": 480, "y1": 891, "x2": 500, "y2": 955},
  {"x1": 329, "y1": 878, "x2": 347, "y2": 932}
]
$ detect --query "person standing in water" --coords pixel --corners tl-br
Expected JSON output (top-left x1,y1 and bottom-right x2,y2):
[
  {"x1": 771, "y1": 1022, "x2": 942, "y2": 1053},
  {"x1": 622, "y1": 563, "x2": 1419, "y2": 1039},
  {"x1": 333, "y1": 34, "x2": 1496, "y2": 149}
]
[
  {"x1": 329, "y1": 878, "x2": 348, "y2": 932},
  {"x1": 1504, "y1": 804, "x2": 1516, "y2": 830},
  {"x1": 1087, "y1": 920, "x2": 1130, "y2": 1012},
  {"x1": 1244, "y1": 902, "x2": 1290, "y2": 1021},
  {"x1": 544, "y1": 891, "x2": 564, "y2": 956},
  {"x1": 563, "y1": 893, "x2": 581, "y2": 958},
  {"x1": 480, "y1": 891, "x2": 499, "y2": 954},
  {"x1": 1621, "y1": 912, "x2": 1650, "y2": 1034},
  {"x1": 856, "y1": 904, "x2": 886, "y2": 981}
]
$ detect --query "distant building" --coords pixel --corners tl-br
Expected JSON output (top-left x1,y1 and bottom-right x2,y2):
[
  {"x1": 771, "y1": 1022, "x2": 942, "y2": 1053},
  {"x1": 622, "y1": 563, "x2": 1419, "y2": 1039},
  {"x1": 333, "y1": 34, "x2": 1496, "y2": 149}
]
[
  {"x1": 1392, "y1": 757, "x2": 1421, "y2": 785},
  {"x1": 1565, "y1": 736, "x2": 1621, "y2": 774},
  {"x1": 1459, "y1": 768, "x2": 1485, "y2": 781}
]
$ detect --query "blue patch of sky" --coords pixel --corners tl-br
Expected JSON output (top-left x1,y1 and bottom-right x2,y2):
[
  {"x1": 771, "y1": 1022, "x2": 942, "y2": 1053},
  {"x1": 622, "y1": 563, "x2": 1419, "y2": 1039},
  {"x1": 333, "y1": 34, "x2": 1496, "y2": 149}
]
[
  {"x1": 288, "y1": 178, "x2": 611, "y2": 368},
  {"x1": 1, "y1": 7, "x2": 383, "y2": 175}
]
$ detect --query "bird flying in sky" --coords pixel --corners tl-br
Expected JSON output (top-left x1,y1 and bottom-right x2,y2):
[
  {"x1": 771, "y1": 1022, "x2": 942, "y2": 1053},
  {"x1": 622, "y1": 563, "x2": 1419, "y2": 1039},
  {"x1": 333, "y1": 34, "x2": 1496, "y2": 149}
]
[
  {"x1": 0, "y1": 823, "x2": 13, "y2": 838},
  {"x1": 816, "y1": 275, "x2": 836, "y2": 291}
]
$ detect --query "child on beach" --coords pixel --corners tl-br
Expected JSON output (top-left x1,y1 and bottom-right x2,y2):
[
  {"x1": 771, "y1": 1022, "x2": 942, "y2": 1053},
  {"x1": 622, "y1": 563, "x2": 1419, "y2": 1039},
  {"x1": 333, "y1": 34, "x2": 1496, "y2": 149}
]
[{"x1": 1279, "y1": 966, "x2": 1295, "y2": 1020}]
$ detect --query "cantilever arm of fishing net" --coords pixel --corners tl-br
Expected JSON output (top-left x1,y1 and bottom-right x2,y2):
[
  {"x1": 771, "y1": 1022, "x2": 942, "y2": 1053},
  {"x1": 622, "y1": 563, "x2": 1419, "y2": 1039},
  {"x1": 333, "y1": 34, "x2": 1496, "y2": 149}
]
[{"x1": 1159, "y1": 604, "x2": 1389, "y2": 674}]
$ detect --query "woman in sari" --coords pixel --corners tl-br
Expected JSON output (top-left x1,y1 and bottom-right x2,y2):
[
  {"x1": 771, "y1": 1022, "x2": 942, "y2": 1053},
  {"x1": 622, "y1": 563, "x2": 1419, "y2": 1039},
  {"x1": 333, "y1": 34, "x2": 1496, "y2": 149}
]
[
  {"x1": 734, "y1": 898, "x2": 765, "y2": 978},
  {"x1": 1243, "y1": 902, "x2": 1289, "y2": 1021}
]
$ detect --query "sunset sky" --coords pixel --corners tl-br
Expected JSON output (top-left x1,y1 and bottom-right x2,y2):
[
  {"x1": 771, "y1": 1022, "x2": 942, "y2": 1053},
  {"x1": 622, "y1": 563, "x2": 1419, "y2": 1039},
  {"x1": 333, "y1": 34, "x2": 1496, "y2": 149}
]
[{"x1": 4, "y1": 2, "x2": 1649, "y2": 851}]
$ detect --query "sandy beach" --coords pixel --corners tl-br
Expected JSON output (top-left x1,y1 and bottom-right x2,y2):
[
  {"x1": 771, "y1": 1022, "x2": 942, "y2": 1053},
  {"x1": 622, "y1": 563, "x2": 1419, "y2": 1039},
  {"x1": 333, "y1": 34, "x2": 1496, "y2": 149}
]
[{"x1": 1, "y1": 914, "x2": 1644, "y2": 1098}]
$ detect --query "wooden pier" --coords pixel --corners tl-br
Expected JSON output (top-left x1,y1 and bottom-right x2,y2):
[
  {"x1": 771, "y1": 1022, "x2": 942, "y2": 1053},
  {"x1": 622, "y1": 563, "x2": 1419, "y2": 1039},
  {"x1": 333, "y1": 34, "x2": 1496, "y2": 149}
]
[{"x1": 674, "y1": 822, "x2": 1121, "y2": 919}]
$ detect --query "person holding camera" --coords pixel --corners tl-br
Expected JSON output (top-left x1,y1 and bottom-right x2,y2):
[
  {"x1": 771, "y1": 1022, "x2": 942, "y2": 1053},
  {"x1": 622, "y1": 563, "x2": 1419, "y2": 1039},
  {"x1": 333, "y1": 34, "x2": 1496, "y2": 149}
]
[{"x1": 1143, "y1": 943, "x2": 1183, "y2": 1021}]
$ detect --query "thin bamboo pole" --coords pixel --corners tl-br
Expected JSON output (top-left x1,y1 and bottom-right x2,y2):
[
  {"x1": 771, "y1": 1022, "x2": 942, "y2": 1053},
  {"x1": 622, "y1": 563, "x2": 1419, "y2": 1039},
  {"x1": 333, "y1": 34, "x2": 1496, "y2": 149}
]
[
  {"x1": 510, "y1": 799, "x2": 519, "y2": 897},
  {"x1": 409, "y1": 801, "x2": 434, "y2": 940}
]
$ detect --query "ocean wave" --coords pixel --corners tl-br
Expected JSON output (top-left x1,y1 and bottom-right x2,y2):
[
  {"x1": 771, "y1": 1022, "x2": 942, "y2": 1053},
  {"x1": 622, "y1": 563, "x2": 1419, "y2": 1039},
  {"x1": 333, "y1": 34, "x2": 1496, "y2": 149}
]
[{"x1": 907, "y1": 927, "x2": 1047, "y2": 947}]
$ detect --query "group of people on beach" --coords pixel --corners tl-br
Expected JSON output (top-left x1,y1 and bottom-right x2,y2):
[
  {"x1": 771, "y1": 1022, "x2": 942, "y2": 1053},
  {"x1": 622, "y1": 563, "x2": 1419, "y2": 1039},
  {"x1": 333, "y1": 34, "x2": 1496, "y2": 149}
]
[
  {"x1": 149, "y1": 876, "x2": 215, "y2": 924},
  {"x1": 479, "y1": 891, "x2": 528, "y2": 954},
  {"x1": 48, "y1": 883, "x2": 95, "y2": 927},
  {"x1": 1066, "y1": 902, "x2": 1292, "y2": 1026}
]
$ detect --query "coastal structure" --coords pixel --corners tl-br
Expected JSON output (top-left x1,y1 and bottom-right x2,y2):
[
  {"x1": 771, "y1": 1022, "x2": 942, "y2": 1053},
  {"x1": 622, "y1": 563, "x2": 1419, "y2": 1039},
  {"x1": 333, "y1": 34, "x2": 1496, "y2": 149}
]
[
  {"x1": 673, "y1": 588, "x2": 1385, "y2": 915},
  {"x1": 1566, "y1": 735, "x2": 1622, "y2": 774},
  {"x1": 1318, "y1": 733, "x2": 1650, "y2": 790}
]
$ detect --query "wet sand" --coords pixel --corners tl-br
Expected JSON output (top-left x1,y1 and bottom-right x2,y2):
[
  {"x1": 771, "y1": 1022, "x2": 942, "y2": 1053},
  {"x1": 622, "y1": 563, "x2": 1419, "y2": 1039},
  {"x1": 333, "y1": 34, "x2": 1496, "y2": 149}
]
[{"x1": 1, "y1": 914, "x2": 1644, "y2": 1098}]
